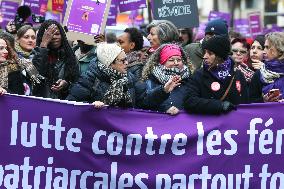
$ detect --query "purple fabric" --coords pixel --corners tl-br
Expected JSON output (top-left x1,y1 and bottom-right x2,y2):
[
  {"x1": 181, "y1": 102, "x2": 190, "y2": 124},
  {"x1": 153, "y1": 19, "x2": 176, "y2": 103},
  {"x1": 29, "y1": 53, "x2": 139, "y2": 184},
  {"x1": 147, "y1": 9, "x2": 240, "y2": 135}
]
[
  {"x1": 204, "y1": 58, "x2": 233, "y2": 82},
  {"x1": 1, "y1": 95, "x2": 284, "y2": 188},
  {"x1": 261, "y1": 59, "x2": 284, "y2": 94}
]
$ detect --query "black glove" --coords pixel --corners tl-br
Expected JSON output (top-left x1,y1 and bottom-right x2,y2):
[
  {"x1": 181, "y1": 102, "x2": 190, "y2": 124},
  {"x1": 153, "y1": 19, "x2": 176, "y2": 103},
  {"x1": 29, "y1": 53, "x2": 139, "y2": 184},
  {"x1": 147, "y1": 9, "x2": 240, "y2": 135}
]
[{"x1": 222, "y1": 101, "x2": 237, "y2": 113}]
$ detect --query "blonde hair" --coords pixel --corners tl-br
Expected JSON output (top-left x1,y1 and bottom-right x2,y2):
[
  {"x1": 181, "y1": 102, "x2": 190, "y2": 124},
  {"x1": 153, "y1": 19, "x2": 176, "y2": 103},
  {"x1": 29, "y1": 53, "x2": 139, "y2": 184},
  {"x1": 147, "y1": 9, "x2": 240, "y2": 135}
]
[{"x1": 265, "y1": 32, "x2": 284, "y2": 59}]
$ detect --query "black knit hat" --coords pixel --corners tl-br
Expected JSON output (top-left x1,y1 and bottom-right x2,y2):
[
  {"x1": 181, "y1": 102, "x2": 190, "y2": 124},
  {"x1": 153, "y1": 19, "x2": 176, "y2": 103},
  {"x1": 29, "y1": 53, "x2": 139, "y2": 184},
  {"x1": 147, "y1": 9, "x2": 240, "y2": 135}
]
[
  {"x1": 205, "y1": 19, "x2": 228, "y2": 36},
  {"x1": 253, "y1": 35, "x2": 265, "y2": 50},
  {"x1": 202, "y1": 35, "x2": 231, "y2": 60}
]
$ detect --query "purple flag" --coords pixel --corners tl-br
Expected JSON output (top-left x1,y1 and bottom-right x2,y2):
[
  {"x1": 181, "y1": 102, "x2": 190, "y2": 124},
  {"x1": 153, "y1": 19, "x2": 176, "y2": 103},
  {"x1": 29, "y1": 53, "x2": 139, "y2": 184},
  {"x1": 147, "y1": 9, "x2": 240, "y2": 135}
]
[
  {"x1": 118, "y1": 0, "x2": 147, "y2": 13},
  {"x1": 0, "y1": 1, "x2": 19, "y2": 28},
  {"x1": 234, "y1": 18, "x2": 252, "y2": 38},
  {"x1": 1, "y1": 94, "x2": 284, "y2": 188},
  {"x1": 208, "y1": 10, "x2": 231, "y2": 25},
  {"x1": 248, "y1": 12, "x2": 262, "y2": 38},
  {"x1": 107, "y1": 1, "x2": 119, "y2": 26}
]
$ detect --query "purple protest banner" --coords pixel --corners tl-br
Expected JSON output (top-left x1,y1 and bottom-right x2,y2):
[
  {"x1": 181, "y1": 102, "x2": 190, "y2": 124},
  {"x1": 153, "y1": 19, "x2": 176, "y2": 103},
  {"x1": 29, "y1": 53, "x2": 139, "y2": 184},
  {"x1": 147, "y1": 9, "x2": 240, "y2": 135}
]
[
  {"x1": 107, "y1": 1, "x2": 119, "y2": 26},
  {"x1": 118, "y1": 0, "x2": 147, "y2": 12},
  {"x1": 208, "y1": 10, "x2": 231, "y2": 25},
  {"x1": 1, "y1": 94, "x2": 284, "y2": 188},
  {"x1": 248, "y1": 12, "x2": 263, "y2": 38},
  {"x1": 63, "y1": 0, "x2": 111, "y2": 44},
  {"x1": 234, "y1": 18, "x2": 252, "y2": 38},
  {"x1": 0, "y1": 0, "x2": 19, "y2": 29},
  {"x1": 263, "y1": 24, "x2": 284, "y2": 34}
]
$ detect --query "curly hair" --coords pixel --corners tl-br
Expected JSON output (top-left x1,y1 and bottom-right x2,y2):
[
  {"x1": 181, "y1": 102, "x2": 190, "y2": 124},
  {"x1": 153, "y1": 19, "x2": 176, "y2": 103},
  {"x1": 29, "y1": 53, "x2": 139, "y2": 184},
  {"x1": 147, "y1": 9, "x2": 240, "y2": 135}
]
[
  {"x1": 141, "y1": 43, "x2": 189, "y2": 81},
  {"x1": 0, "y1": 37, "x2": 18, "y2": 64},
  {"x1": 265, "y1": 32, "x2": 284, "y2": 59},
  {"x1": 147, "y1": 20, "x2": 179, "y2": 44},
  {"x1": 36, "y1": 19, "x2": 78, "y2": 82},
  {"x1": 124, "y1": 27, "x2": 143, "y2": 51}
]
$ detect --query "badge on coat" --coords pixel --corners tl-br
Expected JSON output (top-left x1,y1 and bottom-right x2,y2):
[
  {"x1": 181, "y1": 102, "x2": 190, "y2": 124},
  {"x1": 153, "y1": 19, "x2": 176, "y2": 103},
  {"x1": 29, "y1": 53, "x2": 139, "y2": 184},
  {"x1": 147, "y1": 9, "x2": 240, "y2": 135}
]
[
  {"x1": 236, "y1": 80, "x2": 241, "y2": 93},
  {"x1": 211, "y1": 82, "x2": 220, "y2": 91}
]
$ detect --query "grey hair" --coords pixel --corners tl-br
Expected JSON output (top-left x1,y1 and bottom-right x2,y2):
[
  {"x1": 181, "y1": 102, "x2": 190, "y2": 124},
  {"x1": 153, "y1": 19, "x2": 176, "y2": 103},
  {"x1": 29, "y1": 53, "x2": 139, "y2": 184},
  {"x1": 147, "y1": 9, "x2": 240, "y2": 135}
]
[
  {"x1": 147, "y1": 20, "x2": 179, "y2": 44},
  {"x1": 141, "y1": 43, "x2": 190, "y2": 81},
  {"x1": 265, "y1": 32, "x2": 284, "y2": 59}
]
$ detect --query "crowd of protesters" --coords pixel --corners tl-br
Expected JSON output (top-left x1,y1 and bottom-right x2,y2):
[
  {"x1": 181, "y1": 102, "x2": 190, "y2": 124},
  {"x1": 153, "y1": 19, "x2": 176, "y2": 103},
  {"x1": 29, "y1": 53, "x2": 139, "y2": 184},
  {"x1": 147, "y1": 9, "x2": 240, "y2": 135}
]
[{"x1": 0, "y1": 15, "x2": 283, "y2": 115}]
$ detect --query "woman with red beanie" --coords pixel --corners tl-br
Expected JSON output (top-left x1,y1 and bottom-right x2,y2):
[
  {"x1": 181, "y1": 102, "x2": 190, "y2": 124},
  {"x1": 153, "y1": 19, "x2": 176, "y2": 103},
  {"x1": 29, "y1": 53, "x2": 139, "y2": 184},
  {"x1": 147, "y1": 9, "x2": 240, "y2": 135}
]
[{"x1": 136, "y1": 44, "x2": 191, "y2": 115}]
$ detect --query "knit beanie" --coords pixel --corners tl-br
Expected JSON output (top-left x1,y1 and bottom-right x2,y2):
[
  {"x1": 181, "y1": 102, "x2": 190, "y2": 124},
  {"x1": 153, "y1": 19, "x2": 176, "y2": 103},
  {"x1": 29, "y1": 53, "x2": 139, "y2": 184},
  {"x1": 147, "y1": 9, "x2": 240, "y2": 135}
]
[
  {"x1": 253, "y1": 35, "x2": 265, "y2": 49},
  {"x1": 205, "y1": 19, "x2": 228, "y2": 36},
  {"x1": 202, "y1": 35, "x2": 231, "y2": 60},
  {"x1": 97, "y1": 43, "x2": 123, "y2": 67}
]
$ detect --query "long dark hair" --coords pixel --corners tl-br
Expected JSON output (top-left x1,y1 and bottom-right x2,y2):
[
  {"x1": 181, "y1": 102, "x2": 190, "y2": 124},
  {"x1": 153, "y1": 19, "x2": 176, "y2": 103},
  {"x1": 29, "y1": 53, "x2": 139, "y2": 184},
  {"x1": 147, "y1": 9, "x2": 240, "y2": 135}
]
[{"x1": 36, "y1": 20, "x2": 78, "y2": 82}]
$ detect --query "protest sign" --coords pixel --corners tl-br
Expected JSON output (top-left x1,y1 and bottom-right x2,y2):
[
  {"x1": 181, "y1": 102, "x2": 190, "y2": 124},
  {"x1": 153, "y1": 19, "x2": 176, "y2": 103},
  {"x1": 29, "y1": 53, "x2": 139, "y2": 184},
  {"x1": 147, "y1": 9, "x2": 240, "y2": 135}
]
[
  {"x1": 208, "y1": 10, "x2": 231, "y2": 25},
  {"x1": 63, "y1": 0, "x2": 112, "y2": 45},
  {"x1": 106, "y1": 1, "x2": 118, "y2": 26},
  {"x1": 22, "y1": 0, "x2": 48, "y2": 17},
  {"x1": 248, "y1": 12, "x2": 262, "y2": 38},
  {"x1": 234, "y1": 18, "x2": 251, "y2": 38},
  {"x1": 151, "y1": 0, "x2": 199, "y2": 28},
  {"x1": 118, "y1": 0, "x2": 147, "y2": 13},
  {"x1": 0, "y1": 0, "x2": 20, "y2": 28},
  {"x1": 0, "y1": 94, "x2": 284, "y2": 188}
]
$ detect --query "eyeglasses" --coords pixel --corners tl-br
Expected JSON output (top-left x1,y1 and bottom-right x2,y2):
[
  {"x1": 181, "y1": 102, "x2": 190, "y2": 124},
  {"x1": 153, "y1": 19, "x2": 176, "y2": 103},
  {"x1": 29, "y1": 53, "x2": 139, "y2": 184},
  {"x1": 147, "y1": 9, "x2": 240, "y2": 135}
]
[
  {"x1": 168, "y1": 58, "x2": 183, "y2": 63},
  {"x1": 115, "y1": 58, "x2": 127, "y2": 64},
  {"x1": 231, "y1": 49, "x2": 247, "y2": 54}
]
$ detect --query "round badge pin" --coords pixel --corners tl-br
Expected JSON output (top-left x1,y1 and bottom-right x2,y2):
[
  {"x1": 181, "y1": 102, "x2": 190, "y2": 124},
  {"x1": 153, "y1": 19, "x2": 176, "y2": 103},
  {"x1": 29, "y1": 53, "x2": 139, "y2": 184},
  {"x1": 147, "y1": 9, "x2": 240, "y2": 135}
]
[{"x1": 211, "y1": 82, "x2": 220, "y2": 91}]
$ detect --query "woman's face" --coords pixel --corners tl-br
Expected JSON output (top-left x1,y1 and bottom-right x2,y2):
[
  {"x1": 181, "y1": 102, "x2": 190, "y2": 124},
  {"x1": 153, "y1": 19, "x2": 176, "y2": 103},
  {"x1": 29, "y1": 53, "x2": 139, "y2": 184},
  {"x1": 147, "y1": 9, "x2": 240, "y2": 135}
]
[
  {"x1": 147, "y1": 27, "x2": 160, "y2": 49},
  {"x1": 164, "y1": 55, "x2": 183, "y2": 69},
  {"x1": 117, "y1": 32, "x2": 134, "y2": 53},
  {"x1": 49, "y1": 25, "x2": 62, "y2": 49},
  {"x1": 231, "y1": 42, "x2": 248, "y2": 64},
  {"x1": 203, "y1": 49, "x2": 216, "y2": 65},
  {"x1": 250, "y1": 41, "x2": 264, "y2": 62},
  {"x1": 0, "y1": 39, "x2": 8, "y2": 63},
  {"x1": 18, "y1": 29, "x2": 36, "y2": 52},
  {"x1": 264, "y1": 39, "x2": 280, "y2": 61},
  {"x1": 110, "y1": 51, "x2": 128, "y2": 74}
]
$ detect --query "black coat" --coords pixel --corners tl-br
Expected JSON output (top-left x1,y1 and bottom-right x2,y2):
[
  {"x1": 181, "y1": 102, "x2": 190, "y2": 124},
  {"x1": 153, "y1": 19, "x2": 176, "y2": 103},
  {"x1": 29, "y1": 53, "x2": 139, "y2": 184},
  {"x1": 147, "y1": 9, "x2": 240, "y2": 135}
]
[
  {"x1": 66, "y1": 58, "x2": 136, "y2": 107},
  {"x1": 7, "y1": 70, "x2": 25, "y2": 95},
  {"x1": 184, "y1": 67, "x2": 249, "y2": 114},
  {"x1": 136, "y1": 75, "x2": 190, "y2": 112},
  {"x1": 249, "y1": 70, "x2": 267, "y2": 103}
]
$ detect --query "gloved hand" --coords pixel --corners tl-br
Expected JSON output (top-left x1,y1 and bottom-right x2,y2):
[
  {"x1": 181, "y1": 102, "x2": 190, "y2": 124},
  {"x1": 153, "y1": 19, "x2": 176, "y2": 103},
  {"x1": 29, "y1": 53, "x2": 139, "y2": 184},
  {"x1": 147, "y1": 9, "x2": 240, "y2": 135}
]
[{"x1": 222, "y1": 101, "x2": 237, "y2": 113}]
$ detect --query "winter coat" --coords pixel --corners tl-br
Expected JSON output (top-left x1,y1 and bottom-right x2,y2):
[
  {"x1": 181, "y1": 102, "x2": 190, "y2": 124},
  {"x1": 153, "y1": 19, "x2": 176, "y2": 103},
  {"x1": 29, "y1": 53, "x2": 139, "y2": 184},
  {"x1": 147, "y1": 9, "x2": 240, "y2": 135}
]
[
  {"x1": 66, "y1": 58, "x2": 136, "y2": 108},
  {"x1": 184, "y1": 64, "x2": 249, "y2": 114},
  {"x1": 137, "y1": 43, "x2": 191, "y2": 112},
  {"x1": 249, "y1": 71, "x2": 266, "y2": 103},
  {"x1": 136, "y1": 75, "x2": 190, "y2": 112},
  {"x1": 32, "y1": 47, "x2": 79, "y2": 99}
]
